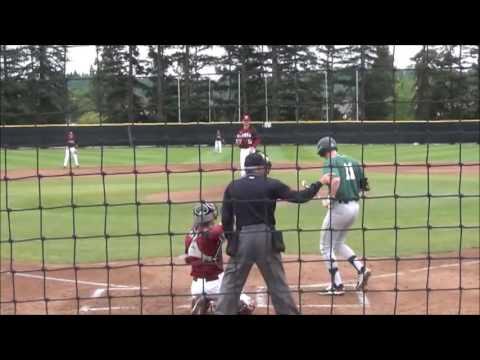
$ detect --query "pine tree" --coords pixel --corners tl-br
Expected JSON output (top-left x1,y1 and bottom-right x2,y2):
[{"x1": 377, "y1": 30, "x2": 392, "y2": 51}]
[
  {"x1": 92, "y1": 45, "x2": 146, "y2": 122},
  {"x1": 267, "y1": 45, "x2": 281, "y2": 121},
  {"x1": 336, "y1": 45, "x2": 377, "y2": 120},
  {"x1": 169, "y1": 45, "x2": 216, "y2": 122},
  {"x1": 460, "y1": 45, "x2": 479, "y2": 118},
  {"x1": 215, "y1": 45, "x2": 264, "y2": 121},
  {"x1": 22, "y1": 45, "x2": 68, "y2": 123},
  {"x1": 364, "y1": 46, "x2": 394, "y2": 120},
  {"x1": 264, "y1": 45, "x2": 317, "y2": 121},
  {"x1": 317, "y1": 46, "x2": 342, "y2": 120},
  {"x1": 412, "y1": 46, "x2": 439, "y2": 120},
  {"x1": 146, "y1": 45, "x2": 174, "y2": 122},
  {"x1": 0, "y1": 45, "x2": 30, "y2": 124}
]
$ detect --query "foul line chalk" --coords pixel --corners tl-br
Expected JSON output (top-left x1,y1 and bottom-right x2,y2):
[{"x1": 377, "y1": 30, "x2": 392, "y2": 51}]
[{"x1": 12, "y1": 272, "x2": 143, "y2": 289}]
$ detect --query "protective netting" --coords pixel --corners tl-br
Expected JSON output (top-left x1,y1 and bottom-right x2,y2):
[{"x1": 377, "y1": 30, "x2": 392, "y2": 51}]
[{"x1": 0, "y1": 45, "x2": 479, "y2": 315}]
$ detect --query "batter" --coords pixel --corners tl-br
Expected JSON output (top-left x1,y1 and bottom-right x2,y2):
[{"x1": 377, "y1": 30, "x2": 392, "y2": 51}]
[{"x1": 315, "y1": 136, "x2": 371, "y2": 295}]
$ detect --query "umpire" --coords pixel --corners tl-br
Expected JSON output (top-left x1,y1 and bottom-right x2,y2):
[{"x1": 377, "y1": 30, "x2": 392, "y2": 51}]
[{"x1": 215, "y1": 151, "x2": 322, "y2": 315}]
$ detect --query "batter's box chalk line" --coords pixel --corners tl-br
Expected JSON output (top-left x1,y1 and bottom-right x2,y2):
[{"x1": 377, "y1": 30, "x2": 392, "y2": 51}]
[
  {"x1": 80, "y1": 305, "x2": 137, "y2": 313},
  {"x1": 255, "y1": 281, "x2": 369, "y2": 309},
  {"x1": 80, "y1": 286, "x2": 150, "y2": 313},
  {"x1": 91, "y1": 287, "x2": 148, "y2": 298},
  {"x1": 12, "y1": 272, "x2": 145, "y2": 290}
]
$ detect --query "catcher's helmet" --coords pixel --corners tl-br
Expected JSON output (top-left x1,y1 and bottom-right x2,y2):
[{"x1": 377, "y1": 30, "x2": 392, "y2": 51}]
[
  {"x1": 316, "y1": 136, "x2": 337, "y2": 157},
  {"x1": 244, "y1": 151, "x2": 272, "y2": 174},
  {"x1": 193, "y1": 201, "x2": 218, "y2": 226}
]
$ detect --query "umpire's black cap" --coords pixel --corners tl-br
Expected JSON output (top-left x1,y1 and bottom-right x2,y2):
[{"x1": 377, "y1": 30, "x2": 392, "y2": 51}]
[{"x1": 245, "y1": 151, "x2": 271, "y2": 173}]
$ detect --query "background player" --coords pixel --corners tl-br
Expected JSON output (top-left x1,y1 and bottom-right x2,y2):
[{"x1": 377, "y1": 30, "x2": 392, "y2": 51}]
[
  {"x1": 214, "y1": 129, "x2": 223, "y2": 153},
  {"x1": 184, "y1": 202, "x2": 255, "y2": 315},
  {"x1": 63, "y1": 130, "x2": 79, "y2": 168},
  {"x1": 235, "y1": 114, "x2": 260, "y2": 177},
  {"x1": 315, "y1": 136, "x2": 371, "y2": 295}
]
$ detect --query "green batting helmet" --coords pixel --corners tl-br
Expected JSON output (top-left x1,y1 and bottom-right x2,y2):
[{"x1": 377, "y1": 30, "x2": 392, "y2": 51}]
[{"x1": 316, "y1": 136, "x2": 337, "y2": 157}]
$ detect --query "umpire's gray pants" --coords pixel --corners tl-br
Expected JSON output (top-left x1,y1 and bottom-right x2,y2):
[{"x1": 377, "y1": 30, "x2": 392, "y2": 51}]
[{"x1": 215, "y1": 224, "x2": 299, "y2": 315}]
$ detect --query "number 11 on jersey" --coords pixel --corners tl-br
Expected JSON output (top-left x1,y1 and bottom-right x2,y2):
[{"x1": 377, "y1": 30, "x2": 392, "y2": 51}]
[{"x1": 344, "y1": 163, "x2": 356, "y2": 181}]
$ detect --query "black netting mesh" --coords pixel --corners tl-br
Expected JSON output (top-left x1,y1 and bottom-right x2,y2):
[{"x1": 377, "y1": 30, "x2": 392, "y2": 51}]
[{"x1": 0, "y1": 45, "x2": 479, "y2": 315}]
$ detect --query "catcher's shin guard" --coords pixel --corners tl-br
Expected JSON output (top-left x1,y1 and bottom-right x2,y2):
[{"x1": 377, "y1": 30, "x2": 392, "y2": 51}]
[
  {"x1": 191, "y1": 295, "x2": 213, "y2": 315},
  {"x1": 238, "y1": 298, "x2": 256, "y2": 315}
]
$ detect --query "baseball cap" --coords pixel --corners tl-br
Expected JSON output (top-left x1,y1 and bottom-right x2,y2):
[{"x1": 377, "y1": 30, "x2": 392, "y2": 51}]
[{"x1": 244, "y1": 152, "x2": 266, "y2": 168}]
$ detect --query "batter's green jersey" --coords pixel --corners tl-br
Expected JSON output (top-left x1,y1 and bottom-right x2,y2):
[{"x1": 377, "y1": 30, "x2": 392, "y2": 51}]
[{"x1": 322, "y1": 154, "x2": 365, "y2": 201}]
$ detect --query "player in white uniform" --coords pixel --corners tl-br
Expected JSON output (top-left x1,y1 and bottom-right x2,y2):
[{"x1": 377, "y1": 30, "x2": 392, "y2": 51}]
[
  {"x1": 214, "y1": 130, "x2": 223, "y2": 153},
  {"x1": 63, "y1": 131, "x2": 79, "y2": 168}
]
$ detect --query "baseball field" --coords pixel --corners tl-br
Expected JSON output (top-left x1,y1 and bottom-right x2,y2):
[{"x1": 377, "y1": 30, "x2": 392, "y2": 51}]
[{"x1": 1, "y1": 143, "x2": 479, "y2": 315}]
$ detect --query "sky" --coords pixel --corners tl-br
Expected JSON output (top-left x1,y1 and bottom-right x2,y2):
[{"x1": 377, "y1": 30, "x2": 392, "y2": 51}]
[{"x1": 66, "y1": 45, "x2": 423, "y2": 75}]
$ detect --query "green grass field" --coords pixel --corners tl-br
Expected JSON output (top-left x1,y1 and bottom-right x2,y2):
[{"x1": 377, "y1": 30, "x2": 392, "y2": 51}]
[{"x1": 1, "y1": 144, "x2": 479, "y2": 263}]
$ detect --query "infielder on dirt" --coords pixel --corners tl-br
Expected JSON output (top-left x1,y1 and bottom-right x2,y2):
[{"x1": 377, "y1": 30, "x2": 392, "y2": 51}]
[
  {"x1": 184, "y1": 202, "x2": 256, "y2": 315},
  {"x1": 63, "y1": 130, "x2": 79, "y2": 168},
  {"x1": 314, "y1": 136, "x2": 371, "y2": 295},
  {"x1": 235, "y1": 114, "x2": 260, "y2": 177}
]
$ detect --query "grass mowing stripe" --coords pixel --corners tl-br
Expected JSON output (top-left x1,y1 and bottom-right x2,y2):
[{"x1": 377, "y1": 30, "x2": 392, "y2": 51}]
[{"x1": 1, "y1": 144, "x2": 478, "y2": 263}]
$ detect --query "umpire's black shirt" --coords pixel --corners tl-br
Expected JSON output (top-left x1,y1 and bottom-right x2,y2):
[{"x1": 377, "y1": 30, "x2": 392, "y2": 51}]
[{"x1": 221, "y1": 174, "x2": 321, "y2": 239}]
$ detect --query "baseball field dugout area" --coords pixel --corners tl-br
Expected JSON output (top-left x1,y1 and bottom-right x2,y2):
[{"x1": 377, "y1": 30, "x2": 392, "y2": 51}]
[{"x1": 0, "y1": 45, "x2": 479, "y2": 315}]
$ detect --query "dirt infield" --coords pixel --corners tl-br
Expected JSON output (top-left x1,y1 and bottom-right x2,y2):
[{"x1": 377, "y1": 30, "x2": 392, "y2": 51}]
[
  {"x1": 1, "y1": 162, "x2": 478, "y2": 180},
  {"x1": 1, "y1": 248, "x2": 478, "y2": 315},
  {"x1": 145, "y1": 186, "x2": 226, "y2": 203}
]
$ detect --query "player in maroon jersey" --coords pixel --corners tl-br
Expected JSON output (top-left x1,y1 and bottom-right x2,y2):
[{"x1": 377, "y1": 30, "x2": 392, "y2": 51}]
[
  {"x1": 184, "y1": 202, "x2": 256, "y2": 315},
  {"x1": 235, "y1": 114, "x2": 261, "y2": 177}
]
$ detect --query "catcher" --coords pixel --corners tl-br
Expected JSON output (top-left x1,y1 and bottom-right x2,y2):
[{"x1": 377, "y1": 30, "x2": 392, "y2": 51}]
[
  {"x1": 184, "y1": 202, "x2": 256, "y2": 315},
  {"x1": 63, "y1": 130, "x2": 80, "y2": 168}
]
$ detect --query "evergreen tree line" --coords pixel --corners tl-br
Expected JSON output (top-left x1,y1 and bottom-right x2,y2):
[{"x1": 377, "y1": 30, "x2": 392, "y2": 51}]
[{"x1": 0, "y1": 45, "x2": 478, "y2": 124}]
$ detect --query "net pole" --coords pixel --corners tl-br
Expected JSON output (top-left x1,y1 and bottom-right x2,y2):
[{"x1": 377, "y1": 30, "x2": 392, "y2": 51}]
[
  {"x1": 356, "y1": 67, "x2": 359, "y2": 121},
  {"x1": 456, "y1": 46, "x2": 464, "y2": 315},
  {"x1": 238, "y1": 71, "x2": 241, "y2": 122},
  {"x1": 177, "y1": 77, "x2": 181, "y2": 123},
  {"x1": 324, "y1": 70, "x2": 329, "y2": 122},
  {"x1": 264, "y1": 75, "x2": 269, "y2": 123},
  {"x1": 208, "y1": 78, "x2": 211, "y2": 123}
]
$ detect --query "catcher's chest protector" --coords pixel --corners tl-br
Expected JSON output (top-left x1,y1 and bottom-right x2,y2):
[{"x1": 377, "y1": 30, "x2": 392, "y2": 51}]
[{"x1": 186, "y1": 232, "x2": 215, "y2": 263}]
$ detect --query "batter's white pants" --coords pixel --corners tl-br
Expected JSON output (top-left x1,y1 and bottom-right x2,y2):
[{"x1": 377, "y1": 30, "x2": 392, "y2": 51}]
[
  {"x1": 190, "y1": 272, "x2": 252, "y2": 306},
  {"x1": 215, "y1": 140, "x2": 222, "y2": 153},
  {"x1": 239, "y1": 148, "x2": 253, "y2": 177},
  {"x1": 63, "y1": 147, "x2": 79, "y2": 167},
  {"x1": 320, "y1": 201, "x2": 360, "y2": 272}
]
